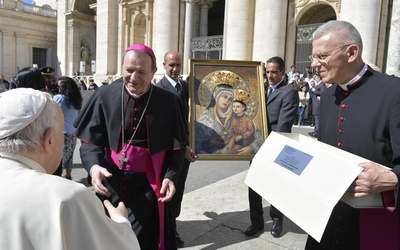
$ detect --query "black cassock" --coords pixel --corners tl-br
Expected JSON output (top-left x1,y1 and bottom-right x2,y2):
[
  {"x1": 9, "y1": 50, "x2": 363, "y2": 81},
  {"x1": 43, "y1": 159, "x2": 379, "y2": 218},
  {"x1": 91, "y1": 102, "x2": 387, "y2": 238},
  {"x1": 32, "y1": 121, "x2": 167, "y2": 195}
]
[
  {"x1": 74, "y1": 79, "x2": 188, "y2": 250},
  {"x1": 306, "y1": 67, "x2": 400, "y2": 249}
]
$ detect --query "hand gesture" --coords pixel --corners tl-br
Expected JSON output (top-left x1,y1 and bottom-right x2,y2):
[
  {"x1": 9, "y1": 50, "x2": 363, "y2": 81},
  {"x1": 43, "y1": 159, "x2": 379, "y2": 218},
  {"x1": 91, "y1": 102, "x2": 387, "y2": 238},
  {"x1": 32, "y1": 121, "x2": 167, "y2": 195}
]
[
  {"x1": 158, "y1": 178, "x2": 176, "y2": 202},
  {"x1": 91, "y1": 164, "x2": 113, "y2": 197},
  {"x1": 185, "y1": 146, "x2": 197, "y2": 162},
  {"x1": 104, "y1": 200, "x2": 128, "y2": 220}
]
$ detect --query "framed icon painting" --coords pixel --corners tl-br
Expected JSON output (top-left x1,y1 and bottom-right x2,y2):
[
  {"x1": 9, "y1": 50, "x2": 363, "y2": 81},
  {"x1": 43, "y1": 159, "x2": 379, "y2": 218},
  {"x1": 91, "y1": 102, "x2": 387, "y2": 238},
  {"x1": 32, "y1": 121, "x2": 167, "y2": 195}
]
[{"x1": 189, "y1": 59, "x2": 268, "y2": 160}]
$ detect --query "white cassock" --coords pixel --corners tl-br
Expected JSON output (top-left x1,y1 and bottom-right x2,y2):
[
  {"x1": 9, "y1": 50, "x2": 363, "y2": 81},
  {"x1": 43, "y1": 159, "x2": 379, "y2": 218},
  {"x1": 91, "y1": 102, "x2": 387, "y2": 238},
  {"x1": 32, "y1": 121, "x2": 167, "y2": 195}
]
[{"x1": 0, "y1": 153, "x2": 140, "y2": 250}]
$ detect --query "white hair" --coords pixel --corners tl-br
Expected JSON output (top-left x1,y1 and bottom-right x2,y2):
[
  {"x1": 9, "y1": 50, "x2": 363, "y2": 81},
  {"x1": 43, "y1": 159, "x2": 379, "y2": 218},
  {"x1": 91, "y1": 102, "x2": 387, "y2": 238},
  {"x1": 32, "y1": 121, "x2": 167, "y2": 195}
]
[
  {"x1": 0, "y1": 93, "x2": 60, "y2": 154},
  {"x1": 313, "y1": 20, "x2": 363, "y2": 53}
]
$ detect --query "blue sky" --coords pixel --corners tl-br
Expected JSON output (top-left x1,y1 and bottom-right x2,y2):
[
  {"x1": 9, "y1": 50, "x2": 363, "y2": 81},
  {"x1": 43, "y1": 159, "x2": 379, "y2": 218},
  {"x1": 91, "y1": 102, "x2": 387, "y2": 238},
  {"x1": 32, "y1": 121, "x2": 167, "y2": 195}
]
[{"x1": 22, "y1": 0, "x2": 33, "y2": 4}]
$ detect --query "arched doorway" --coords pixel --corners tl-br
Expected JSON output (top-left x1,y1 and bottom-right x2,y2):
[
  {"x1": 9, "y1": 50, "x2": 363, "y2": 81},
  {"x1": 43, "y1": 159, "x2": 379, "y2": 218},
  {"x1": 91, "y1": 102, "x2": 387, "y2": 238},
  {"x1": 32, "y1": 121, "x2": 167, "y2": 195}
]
[
  {"x1": 133, "y1": 13, "x2": 146, "y2": 44},
  {"x1": 295, "y1": 4, "x2": 336, "y2": 74}
]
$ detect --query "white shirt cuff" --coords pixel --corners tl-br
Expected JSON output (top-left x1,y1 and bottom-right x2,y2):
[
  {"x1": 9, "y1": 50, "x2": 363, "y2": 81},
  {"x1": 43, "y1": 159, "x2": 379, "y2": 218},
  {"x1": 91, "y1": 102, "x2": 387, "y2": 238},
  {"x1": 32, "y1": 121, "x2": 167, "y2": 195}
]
[{"x1": 112, "y1": 216, "x2": 131, "y2": 227}]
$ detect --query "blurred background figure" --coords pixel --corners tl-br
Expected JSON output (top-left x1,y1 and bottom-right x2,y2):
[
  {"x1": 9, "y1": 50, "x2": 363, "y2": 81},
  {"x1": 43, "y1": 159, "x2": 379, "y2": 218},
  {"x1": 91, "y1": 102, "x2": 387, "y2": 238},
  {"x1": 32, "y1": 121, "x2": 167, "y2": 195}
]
[
  {"x1": 0, "y1": 73, "x2": 16, "y2": 90},
  {"x1": 302, "y1": 66, "x2": 311, "y2": 79},
  {"x1": 53, "y1": 76, "x2": 83, "y2": 180},
  {"x1": 0, "y1": 81, "x2": 5, "y2": 93},
  {"x1": 39, "y1": 66, "x2": 58, "y2": 95},
  {"x1": 308, "y1": 74, "x2": 326, "y2": 138},
  {"x1": 78, "y1": 80, "x2": 87, "y2": 90},
  {"x1": 16, "y1": 67, "x2": 46, "y2": 91},
  {"x1": 88, "y1": 79, "x2": 98, "y2": 90},
  {"x1": 297, "y1": 83, "x2": 310, "y2": 126},
  {"x1": 287, "y1": 65, "x2": 297, "y2": 82},
  {"x1": 7, "y1": 77, "x2": 18, "y2": 89}
]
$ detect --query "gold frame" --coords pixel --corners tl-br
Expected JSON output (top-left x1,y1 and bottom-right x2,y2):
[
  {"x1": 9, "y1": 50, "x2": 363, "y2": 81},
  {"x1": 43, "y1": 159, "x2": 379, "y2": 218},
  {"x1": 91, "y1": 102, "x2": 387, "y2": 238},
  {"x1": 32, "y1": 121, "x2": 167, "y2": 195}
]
[{"x1": 189, "y1": 59, "x2": 268, "y2": 160}]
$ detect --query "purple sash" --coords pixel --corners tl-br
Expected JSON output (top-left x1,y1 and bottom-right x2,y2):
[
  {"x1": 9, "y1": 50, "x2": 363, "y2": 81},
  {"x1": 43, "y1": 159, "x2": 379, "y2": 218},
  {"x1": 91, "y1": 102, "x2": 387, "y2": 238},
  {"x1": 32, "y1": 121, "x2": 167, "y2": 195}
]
[
  {"x1": 105, "y1": 143, "x2": 167, "y2": 250},
  {"x1": 360, "y1": 209, "x2": 400, "y2": 249},
  {"x1": 105, "y1": 143, "x2": 151, "y2": 172}
]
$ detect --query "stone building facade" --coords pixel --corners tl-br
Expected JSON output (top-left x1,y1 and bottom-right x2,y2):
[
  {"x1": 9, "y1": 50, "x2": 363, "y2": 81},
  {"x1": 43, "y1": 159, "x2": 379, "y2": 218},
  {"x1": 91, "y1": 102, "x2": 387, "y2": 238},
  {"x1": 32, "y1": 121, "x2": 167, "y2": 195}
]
[
  {"x1": 1, "y1": 0, "x2": 399, "y2": 82},
  {"x1": 0, "y1": 0, "x2": 57, "y2": 81}
]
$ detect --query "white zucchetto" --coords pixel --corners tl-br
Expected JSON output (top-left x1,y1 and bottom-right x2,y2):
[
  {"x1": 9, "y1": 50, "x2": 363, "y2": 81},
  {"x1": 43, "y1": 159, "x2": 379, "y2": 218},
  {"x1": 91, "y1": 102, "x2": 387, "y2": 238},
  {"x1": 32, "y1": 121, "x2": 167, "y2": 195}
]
[{"x1": 0, "y1": 88, "x2": 47, "y2": 139}]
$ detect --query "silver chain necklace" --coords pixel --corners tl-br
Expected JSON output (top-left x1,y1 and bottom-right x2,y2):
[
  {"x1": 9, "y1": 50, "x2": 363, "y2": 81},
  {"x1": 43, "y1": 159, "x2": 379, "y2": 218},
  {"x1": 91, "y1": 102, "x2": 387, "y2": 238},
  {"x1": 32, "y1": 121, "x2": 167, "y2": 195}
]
[{"x1": 117, "y1": 84, "x2": 153, "y2": 169}]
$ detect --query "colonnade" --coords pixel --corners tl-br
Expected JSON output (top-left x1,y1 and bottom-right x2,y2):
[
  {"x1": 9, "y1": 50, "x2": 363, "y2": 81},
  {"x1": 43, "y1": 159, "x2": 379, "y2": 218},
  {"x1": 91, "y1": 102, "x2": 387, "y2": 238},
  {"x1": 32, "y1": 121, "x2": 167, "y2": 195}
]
[{"x1": 58, "y1": 0, "x2": 400, "y2": 79}]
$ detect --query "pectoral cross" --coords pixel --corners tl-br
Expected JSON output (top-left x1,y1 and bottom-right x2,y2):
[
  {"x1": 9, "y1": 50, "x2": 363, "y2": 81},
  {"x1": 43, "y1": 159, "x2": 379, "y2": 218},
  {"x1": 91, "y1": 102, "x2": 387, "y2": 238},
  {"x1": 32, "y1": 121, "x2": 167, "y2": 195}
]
[{"x1": 117, "y1": 153, "x2": 128, "y2": 170}]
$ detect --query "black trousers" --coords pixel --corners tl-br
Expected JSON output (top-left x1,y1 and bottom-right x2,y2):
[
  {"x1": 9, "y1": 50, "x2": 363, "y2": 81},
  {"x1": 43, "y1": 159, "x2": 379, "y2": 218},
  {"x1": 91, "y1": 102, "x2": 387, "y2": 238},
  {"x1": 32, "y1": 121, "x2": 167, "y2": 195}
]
[
  {"x1": 99, "y1": 166, "x2": 177, "y2": 250},
  {"x1": 248, "y1": 187, "x2": 283, "y2": 227},
  {"x1": 170, "y1": 159, "x2": 190, "y2": 230},
  {"x1": 305, "y1": 202, "x2": 359, "y2": 250}
]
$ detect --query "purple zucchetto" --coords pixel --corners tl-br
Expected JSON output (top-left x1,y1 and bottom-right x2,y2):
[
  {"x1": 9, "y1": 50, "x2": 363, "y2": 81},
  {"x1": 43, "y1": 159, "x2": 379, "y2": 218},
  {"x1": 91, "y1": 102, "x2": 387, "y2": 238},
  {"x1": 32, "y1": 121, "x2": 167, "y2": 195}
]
[{"x1": 125, "y1": 44, "x2": 155, "y2": 58}]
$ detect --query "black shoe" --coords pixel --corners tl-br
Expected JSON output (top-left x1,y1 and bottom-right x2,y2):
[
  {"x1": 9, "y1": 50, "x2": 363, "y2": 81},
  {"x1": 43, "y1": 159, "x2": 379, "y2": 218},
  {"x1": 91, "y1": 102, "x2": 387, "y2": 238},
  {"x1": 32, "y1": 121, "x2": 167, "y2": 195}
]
[
  {"x1": 245, "y1": 225, "x2": 264, "y2": 236},
  {"x1": 175, "y1": 232, "x2": 184, "y2": 248},
  {"x1": 308, "y1": 132, "x2": 317, "y2": 138},
  {"x1": 271, "y1": 219, "x2": 283, "y2": 238}
]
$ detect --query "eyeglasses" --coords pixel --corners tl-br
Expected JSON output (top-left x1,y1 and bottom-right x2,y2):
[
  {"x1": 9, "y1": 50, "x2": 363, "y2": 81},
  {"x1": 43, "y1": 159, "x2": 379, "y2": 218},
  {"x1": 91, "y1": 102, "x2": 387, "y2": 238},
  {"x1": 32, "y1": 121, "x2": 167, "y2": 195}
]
[{"x1": 309, "y1": 44, "x2": 351, "y2": 63}]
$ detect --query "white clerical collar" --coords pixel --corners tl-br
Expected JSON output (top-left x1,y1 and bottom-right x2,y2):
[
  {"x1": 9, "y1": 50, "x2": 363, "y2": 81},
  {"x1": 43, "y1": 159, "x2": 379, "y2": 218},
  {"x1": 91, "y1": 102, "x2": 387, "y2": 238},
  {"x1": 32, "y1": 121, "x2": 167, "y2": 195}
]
[
  {"x1": 165, "y1": 74, "x2": 180, "y2": 88},
  {"x1": 125, "y1": 84, "x2": 150, "y2": 98},
  {"x1": 338, "y1": 64, "x2": 368, "y2": 91}
]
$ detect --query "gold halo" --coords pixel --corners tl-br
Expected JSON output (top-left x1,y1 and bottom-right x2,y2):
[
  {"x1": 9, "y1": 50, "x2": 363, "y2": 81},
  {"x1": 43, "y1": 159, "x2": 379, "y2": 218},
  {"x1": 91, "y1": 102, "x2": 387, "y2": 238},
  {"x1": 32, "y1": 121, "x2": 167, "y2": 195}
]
[
  {"x1": 198, "y1": 70, "x2": 250, "y2": 107},
  {"x1": 233, "y1": 89, "x2": 257, "y2": 119}
]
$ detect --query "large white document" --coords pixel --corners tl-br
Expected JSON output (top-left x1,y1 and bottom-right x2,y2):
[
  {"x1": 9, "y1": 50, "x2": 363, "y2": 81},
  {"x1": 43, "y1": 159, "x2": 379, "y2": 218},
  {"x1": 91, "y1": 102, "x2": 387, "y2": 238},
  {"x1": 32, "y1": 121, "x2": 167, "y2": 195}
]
[{"x1": 245, "y1": 132, "x2": 383, "y2": 242}]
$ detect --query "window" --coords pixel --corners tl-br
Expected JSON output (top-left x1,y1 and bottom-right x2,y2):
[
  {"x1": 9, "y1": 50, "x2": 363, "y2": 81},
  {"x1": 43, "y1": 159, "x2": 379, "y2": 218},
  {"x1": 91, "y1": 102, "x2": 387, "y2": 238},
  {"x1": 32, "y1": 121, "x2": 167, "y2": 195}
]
[{"x1": 32, "y1": 47, "x2": 46, "y2": 68}]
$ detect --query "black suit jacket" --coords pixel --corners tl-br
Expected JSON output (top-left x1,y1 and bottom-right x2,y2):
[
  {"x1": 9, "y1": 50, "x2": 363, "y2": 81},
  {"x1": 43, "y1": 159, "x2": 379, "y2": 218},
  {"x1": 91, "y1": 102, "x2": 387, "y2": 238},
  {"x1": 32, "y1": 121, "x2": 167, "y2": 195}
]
[
  {"x1": 311, "y1": 82, "x2": 327, "y2": 115},
  {"x1": 155, "y1": 76, "x2": 189, "y2": 123},
  {"x1": 266, "y1": 81, "x2": 299, "y2": 133}
]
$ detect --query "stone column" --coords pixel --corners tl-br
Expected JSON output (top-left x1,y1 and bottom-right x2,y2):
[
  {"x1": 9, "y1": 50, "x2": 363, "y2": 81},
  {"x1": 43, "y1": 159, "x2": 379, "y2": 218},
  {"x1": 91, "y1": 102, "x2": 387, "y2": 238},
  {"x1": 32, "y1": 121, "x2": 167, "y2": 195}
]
[
  {"x1": 199, "y1": 0, "x2": 211, "y2": 37},
  {"x1": 183, "y1": 0, "x2": 196, "y2": 75},
  {"x1": 15, "y1": 32, "x2": 27, "y2": 75},
  {"x1": 252, "y1": 0, "x2": 288, "y2": 61},
  {"x1": 95, "y1": 0, "x2": 119, "y2": 76},
  {"x1": 57, "y1": 0, "x2": 68, "y2": 75},
  {"x1": 340, "y1": 0, "x2": 381, "y2": 69},
  {"x1": 386, "y1": 0, "x2": 400, "y2": 77},
  {"x1": 116, "y1": 4, "x2": 124, "y2": 76},
  {"x1": 66, "y1": 20, "x2": 81, "y2": 76},
  {"x1": 145, "y1": 2, "x2": 154, "y2": 47},
  {"x1": 223, "y1": 0, "x2": 255, "y2": 60},
  {"x1": 0, "y1": 30, "x2": 3, "y2": 74},
  {"x1": 152, "y1": 0, "x2": 180, "y2": 73},
  {"x1": 0, "y1": 31, "x2": 14, "y2": 77},
  {"x1": 178, "y1": 1, "x2": 186, "y2": 55}
]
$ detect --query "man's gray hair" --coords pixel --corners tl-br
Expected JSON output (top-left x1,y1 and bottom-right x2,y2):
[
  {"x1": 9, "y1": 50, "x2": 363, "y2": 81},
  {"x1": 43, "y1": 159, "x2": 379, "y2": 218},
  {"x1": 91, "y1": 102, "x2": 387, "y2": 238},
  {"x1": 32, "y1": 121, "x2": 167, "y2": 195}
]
[
  {"x1": 313, "y1": 20, "x2": 363, "y2": 53},
  {"x1": 0, "y1": 93, "x2": 59, "y2": 154}
]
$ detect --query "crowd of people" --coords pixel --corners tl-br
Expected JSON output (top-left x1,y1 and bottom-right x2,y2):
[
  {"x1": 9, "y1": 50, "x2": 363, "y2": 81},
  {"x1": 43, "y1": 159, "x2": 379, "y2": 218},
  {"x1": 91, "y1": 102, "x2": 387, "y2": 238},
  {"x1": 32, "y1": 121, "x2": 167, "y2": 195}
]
[
  {"x1": 1, "y1": 20, "x2": 400, "y2": 250},
  {"x1": 0, "y1": 73, "x2": 17, "y2": 92},
  {"x1": 264, "y1": 60, "x2": 331, "y2": 134}
]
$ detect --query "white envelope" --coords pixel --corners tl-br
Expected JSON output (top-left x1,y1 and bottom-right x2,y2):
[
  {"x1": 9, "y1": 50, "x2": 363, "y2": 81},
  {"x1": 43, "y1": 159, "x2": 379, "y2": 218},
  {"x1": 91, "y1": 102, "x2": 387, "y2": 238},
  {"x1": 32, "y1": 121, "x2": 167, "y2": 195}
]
[{"x1": 245, "y1": 132, "x2": 384, "y2": 242}]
